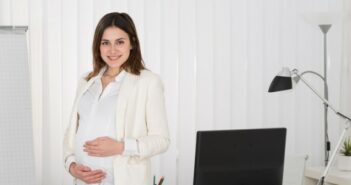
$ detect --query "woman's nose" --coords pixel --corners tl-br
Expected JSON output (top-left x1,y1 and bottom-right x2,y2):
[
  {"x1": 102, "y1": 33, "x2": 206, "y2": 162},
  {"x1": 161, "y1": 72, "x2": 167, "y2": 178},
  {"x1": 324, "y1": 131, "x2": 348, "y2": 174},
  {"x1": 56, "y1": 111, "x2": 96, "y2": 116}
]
[{"x1": 110, "y1": 44, "x2": 118, "y2": 53}]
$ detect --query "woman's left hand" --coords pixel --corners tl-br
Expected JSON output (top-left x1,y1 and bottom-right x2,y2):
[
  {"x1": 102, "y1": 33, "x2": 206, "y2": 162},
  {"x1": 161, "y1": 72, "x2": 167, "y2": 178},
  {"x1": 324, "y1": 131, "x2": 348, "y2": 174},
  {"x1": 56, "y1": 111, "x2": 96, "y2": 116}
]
[{"x1": 84, "y1": 136, "x2": 124, "y2": 157}]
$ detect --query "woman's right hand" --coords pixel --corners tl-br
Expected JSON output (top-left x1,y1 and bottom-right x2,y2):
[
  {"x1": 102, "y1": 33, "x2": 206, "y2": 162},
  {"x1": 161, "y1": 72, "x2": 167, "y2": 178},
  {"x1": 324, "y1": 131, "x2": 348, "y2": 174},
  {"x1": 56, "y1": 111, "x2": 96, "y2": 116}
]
[{"x1": 69, "y1": 162, "x2": 106, "y2": 184}]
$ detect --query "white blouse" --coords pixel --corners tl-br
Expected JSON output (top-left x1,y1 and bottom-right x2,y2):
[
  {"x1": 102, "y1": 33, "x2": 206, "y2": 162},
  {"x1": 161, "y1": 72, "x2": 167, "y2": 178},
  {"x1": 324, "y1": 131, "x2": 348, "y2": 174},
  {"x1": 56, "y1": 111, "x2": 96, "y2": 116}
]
[{"x1": 74, "y1": 70, "x2": 137, "y2": 185}]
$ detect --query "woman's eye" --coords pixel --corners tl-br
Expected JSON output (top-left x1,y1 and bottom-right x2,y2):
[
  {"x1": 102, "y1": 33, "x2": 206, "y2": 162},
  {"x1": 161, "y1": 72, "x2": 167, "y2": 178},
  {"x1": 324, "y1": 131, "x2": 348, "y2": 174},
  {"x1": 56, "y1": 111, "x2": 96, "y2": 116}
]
[
  {"x1": 117, "y1": 41, "x2": 124, "y2": 45},
  {"x1": 101, "y1": 42, "x2": 109, "y2": 45}
]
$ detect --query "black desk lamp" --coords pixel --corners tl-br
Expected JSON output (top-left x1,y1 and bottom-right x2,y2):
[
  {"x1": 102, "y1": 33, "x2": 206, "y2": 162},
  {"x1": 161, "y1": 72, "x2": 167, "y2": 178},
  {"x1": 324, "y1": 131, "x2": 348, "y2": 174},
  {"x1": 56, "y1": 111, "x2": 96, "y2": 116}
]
[
  {"x1": 269, "y1": 67, "x2": 331, "y2": 166},
  {"x1": 268, "y1": 68, "x2": 351, "y2": 185}
]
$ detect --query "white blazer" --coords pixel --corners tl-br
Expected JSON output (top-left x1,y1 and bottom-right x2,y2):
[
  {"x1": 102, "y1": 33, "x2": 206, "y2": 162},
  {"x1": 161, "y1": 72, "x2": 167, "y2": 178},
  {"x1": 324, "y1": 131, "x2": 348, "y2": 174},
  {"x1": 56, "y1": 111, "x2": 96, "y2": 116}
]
[{"x1": 63, "y1": 69, "x2": 170, "y2": 185}]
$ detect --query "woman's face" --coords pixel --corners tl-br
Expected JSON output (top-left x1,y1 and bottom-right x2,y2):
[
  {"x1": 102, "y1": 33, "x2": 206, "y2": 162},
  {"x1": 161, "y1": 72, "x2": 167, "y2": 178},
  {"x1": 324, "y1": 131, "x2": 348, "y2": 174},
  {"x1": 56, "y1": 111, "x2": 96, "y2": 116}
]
[{"x1": 100, "y1": 26, "x2": 132, "y2": 70}]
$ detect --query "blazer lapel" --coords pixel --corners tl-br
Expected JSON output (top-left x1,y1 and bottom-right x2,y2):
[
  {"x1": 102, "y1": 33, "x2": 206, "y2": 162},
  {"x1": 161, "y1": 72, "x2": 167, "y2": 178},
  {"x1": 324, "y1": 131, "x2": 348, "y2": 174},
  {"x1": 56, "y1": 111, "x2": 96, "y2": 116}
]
[
  {"x1": 115, "y1": 72, "x2": 139, "y2": 140},
  {"x1": 75, "y1": 67, "x2": 106, "y2": 106},
  {"x1": 77, "y1": 77, "x2": 98, "y2": 99}
]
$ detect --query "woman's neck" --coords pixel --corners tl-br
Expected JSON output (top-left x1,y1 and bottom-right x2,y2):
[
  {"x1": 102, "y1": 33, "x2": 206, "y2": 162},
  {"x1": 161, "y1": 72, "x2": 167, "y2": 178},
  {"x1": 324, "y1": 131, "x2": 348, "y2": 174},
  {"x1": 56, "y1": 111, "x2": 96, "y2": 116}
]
[{"x1": 104, "y1": 67, "x2": 121, "y2": 77}]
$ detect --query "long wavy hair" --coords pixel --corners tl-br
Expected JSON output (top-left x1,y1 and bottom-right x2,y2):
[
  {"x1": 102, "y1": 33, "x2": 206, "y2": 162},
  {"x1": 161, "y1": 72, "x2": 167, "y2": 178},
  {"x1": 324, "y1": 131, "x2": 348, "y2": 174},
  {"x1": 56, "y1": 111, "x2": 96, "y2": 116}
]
[{"x1": 86, "y1": 12, "x2": 145, "y2": 81}]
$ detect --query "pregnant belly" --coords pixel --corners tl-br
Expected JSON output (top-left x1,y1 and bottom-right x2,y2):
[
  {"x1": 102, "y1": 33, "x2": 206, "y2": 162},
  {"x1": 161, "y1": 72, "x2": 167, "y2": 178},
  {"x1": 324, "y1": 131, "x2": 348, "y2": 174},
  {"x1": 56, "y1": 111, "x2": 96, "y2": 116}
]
[
  {"x1": 74, "y1": 126, "x2": 115, "y2": 184},
  {"x1": 74, "y1": 120, "x2": 116, "y2": 172}
]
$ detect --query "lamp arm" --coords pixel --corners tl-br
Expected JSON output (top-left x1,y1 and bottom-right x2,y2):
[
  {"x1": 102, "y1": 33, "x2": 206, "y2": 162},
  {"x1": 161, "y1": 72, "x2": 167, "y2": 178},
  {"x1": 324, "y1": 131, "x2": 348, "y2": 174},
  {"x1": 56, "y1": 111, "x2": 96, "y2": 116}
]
[
  {"x1": 297, "y1": 70, "x2": 328, "y2": 100},
  {"x1": 300, "y1": 70, "x2": 325, "y2": 81},
  {"x1": 292, "y1": 70, "x2": 344, "y2": 118},
  {"x1": 297, "y1": 74, "x2": 350, "y2": 121},
  {"x1": 293, "y1": 70, "x2": 329, "y2": 101}
]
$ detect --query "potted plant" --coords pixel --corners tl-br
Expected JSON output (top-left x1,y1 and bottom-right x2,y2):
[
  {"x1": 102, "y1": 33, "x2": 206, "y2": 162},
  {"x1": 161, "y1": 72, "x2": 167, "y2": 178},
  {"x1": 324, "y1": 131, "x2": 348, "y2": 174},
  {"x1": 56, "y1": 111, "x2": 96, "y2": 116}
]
[{"x1": 337, "y1": 137, "x2": 351, "y2": 171}]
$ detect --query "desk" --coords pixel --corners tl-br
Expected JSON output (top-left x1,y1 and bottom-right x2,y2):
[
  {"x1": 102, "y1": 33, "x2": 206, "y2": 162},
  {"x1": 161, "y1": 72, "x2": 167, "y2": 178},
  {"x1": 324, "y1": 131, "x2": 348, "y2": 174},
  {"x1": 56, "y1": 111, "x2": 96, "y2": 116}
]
[{"x1": 304, "y1": 167, "x2": 351, "y2": 185}]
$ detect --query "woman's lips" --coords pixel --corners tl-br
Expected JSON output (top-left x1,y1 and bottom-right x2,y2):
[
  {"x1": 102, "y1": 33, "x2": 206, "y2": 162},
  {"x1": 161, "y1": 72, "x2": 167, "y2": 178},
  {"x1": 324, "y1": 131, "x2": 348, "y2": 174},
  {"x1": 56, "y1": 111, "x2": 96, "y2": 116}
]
[{"x1": 108, "y1": 55, "x2": 121, "y2": 61}]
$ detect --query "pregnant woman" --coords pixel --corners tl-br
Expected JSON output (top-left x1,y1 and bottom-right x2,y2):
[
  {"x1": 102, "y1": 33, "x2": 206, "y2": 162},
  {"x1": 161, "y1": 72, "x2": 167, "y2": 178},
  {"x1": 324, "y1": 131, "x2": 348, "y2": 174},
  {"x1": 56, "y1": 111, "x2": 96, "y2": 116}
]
[{"x1": 63, "y1": 12, "x2": 170, "y2": 185}]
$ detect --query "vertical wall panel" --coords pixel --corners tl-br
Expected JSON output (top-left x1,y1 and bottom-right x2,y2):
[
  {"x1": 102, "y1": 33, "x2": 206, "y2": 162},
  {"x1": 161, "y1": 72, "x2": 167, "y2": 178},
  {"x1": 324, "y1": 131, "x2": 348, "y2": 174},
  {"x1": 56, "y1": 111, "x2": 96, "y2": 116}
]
[
  {"x1": 213, "y1": 0, "x2": 232, "y2": 130},
  {"x1": 177, "y1": 0, "x2": 197, "y2": 184},
  {"x1": 326, "y1": 0, "x2": 346, "y2": 155},
  {"x1": 111, "y1": 0, "x2": 129, "y2": 12},
  {"x1": 295, "y1": 0, "x2": 314, "y2": 161},
  {"x1": 28, "y1": 0, "x2": 43, "y2": 184},
  {"x1": 42, "y1": 0, "x2": 62, "y2": 184},
  {"x1": 160, "y1": 0, "x2": 179, "y2": 184},
  {"x1": 0, "y1": 0, "x2": 28, "y2": 25},
  {"x1": 12, "y1": 0, "x2": 29, "y2": 25},
  {"x1": 195, "y1": 0, "x2": 214, "y2": 131},
  {"x1": 230, "y1": 0, "x2": 248, "y2": 129},
  {"x1": 144, "y1": 0, "x2": 161, "y2": 73},
  {"x1": 93, "y1": 0, "x2": 111, "y2": 26},
  {"x1": 246, "y1": 0, "x2": 264, "y2": 128},
  {"x1": 279, "y1": 0, "x2": 297, "y2": 155},
  {"x1": 144, "y1": 0, "x2": 163, "y2": 178},
  {"x1": 0, "y1": 0, "x2": 10, "y2": 25},
  {"x1": 261, "y1": 0, "x2": 281, "y2": 128},
  {"x1": 61, "y1": 0, "x2": 78, "y2": 184},
  {"x1": 77, "y1": 0, "x2": 94, "y2": 74}
]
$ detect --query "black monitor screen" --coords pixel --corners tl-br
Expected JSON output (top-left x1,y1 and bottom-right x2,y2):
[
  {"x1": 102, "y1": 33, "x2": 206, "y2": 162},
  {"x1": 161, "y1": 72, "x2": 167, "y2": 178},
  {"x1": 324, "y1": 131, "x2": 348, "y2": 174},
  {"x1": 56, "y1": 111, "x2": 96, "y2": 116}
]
[{"x1": 193, "y1": 128, "x2": 286, "y2": 185}]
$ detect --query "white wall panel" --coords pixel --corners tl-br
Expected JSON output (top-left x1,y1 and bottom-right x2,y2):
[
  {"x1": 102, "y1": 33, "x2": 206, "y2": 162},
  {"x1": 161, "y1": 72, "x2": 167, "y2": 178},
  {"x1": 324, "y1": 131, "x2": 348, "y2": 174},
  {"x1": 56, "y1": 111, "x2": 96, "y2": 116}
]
[
  {"x1": 261, "y1": 0, "x2": 281, "y2": 128},
  {"x1": 279, "y1": 0, "x2": 297, "y2": 155},
  {"x1": 111, "y1": 0, "x2": 128, "y2": 12},
  {"x1": 213, "y1": 0, "x2": 232, "y2": 130},
  {"x1": 230, "y1": 0, "x2": 248, "y2": 129},
  {"x1": 326, "y1": 0, "x2": 345, "y2": 165},
  {"x1": 160, "y1": 0, "x2": 179, "y2": 184},
  {"x1": 195, "y1": 0, "x2": 214, "y2": 131},
  {"x1": 93, "y1": 0, "x2": 111, "y2": 26},
  {"x1": 28, "y1": 0, "x2": 43, "y2": 183},
  {"x1": 0, "y1": 0, "x2": 11, "y2": 25},
  {"x1": 144, "y1": 1, "x2": 163, "y2": 178},
  {"x1": 295, "y1": 0, "x2": 315, "y2": 162},
  {"x1": 42, "y1": 0, "x2": 62, "y2": 184},
  {"x1": 0, "y1": 0, "x2": 28, "y2": 25},
  {"x1": 12, "y1": 0, "x2": 28, "y2": 25},
  {"x1": 77, "y1": 0, "x2": 94, "y2": 74},
  {"x1": 144, "y1": 0, "x2": 161, "y2": 73},
  {"x1": 246, "y1": 0, "x2": 264, "y2": 128},
  {"x1": 61, "y1": 0, "x2": 78, "y2": 184},
  {"x1": 177, "y1": 0, "x2": 197, "y2": 184}
]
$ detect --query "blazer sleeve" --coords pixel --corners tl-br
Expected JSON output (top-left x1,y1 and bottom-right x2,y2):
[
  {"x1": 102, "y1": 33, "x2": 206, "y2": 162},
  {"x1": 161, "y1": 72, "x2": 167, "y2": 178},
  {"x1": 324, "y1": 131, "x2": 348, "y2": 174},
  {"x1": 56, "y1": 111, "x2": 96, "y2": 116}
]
[{"x1": 137, "y1": 75, "x2": 170, "y2": 160}]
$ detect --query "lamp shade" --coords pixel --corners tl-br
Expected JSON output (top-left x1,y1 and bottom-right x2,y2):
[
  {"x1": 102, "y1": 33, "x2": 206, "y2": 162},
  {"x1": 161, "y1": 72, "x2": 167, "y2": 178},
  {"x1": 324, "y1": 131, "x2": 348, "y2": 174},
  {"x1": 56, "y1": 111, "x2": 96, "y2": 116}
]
[{"x1": 268, "y1": 68, "x2": 293, "y2": 92}]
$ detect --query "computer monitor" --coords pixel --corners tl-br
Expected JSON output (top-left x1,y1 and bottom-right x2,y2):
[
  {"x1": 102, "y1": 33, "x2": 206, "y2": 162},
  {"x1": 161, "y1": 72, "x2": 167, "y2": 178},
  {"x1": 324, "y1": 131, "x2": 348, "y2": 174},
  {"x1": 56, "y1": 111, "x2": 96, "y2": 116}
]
[{"x1": 193, "y1": 128, "x2": 286, "y2": 185}]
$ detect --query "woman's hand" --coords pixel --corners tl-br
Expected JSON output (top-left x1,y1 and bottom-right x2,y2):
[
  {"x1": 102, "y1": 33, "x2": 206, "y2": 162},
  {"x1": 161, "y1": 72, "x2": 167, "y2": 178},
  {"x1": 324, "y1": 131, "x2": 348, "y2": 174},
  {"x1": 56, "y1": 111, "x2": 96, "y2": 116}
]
[
  {"x1": 84, "y1": 136, "x2": 124, "y2": 157},
  {"x1": 69, "y1": 163, "x2": 106, "y2": 184}
]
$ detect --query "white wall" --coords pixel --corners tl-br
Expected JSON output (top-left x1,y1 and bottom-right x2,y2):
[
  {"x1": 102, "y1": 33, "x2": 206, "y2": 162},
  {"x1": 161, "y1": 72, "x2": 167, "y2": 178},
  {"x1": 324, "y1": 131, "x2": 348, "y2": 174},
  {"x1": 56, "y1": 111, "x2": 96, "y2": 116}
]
[
  {"x1": 0, "y1": 0, "x2": 28, "y2": 25},
  {"x1": 1, "y1": 0, "x2": 351, "y2": 184}
]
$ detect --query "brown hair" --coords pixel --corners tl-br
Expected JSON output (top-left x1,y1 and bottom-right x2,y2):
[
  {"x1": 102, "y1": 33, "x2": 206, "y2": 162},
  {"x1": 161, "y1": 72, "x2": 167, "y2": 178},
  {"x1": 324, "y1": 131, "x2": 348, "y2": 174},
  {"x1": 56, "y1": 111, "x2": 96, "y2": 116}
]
[{"x1": 86, "y1": 12, "x2": 145, "y2": 80}]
